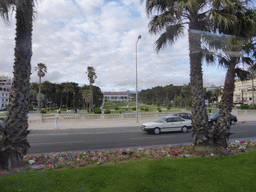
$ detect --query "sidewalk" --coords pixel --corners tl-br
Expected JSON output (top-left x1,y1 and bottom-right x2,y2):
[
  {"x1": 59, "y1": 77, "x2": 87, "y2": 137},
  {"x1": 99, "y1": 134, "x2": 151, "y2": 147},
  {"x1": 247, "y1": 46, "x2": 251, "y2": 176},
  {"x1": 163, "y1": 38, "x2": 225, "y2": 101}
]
[{"x1": 28, "y1": 114, "x2": 256, "y2": 130}]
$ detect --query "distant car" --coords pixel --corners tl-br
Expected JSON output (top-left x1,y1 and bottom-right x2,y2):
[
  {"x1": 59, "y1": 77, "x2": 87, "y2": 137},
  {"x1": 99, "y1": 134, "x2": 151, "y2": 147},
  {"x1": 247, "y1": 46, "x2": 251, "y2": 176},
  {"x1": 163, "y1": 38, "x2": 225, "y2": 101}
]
[
  {"x1": 171, "y1": 112, "x2": 192, "y2": 120},
  {"x1": 141, "y1": 116, "x2": 192, "y2": 134},
  {"x1": 208, "y1": 113, "x2": 237, "y2": 125}
]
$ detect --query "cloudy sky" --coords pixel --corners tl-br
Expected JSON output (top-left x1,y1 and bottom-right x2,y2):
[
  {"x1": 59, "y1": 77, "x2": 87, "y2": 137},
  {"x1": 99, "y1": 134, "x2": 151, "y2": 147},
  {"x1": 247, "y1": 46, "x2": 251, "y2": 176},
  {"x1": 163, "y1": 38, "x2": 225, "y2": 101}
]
[{"x1": 0, "y1": 0, "x2": 253, "y2": 92}]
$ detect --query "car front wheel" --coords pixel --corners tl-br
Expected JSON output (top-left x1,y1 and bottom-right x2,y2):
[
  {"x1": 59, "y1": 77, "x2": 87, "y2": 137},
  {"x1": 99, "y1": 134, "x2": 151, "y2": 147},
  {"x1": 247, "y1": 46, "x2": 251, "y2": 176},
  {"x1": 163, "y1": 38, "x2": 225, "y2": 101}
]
[
  {"x1": 181, "y1": 126, "x2": 188, "y2": 133},
  {"x1": 154, "y1": 128, "x2": 161, "y2": 135}
]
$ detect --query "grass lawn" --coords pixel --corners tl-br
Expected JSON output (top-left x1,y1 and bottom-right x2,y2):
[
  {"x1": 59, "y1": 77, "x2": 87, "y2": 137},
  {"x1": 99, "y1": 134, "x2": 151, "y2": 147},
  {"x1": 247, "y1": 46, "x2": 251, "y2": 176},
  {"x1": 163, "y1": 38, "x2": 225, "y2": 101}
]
[{"x1": 1, "y1": 151, "x2": 256, "y2": 191}]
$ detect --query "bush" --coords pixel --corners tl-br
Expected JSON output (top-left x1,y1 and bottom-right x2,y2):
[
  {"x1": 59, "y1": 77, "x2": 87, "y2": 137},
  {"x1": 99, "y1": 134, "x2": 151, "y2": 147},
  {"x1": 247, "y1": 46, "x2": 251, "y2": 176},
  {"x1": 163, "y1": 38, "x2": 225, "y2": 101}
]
[
  {"x1": 94, "y1": 108, "x2": 102, "y2": 114},
  {"x1": 104, "y1": 109, "x2": 111, "y2": 114},
  {"x1": 240, "y1": 104, "x2": 249, "y2": 110},
  {"x1": 29, "y1": 105, "x2": 34, "y2": 111},
  {"x1": 144, "y1": 107, "x2": 149, "y2": 112},
  {"x1": 132, "y1": 107, "x2": 136, "y2": 111},
  {"x1": 40, "y1": 109, "x2": 47, "y2": 114}
]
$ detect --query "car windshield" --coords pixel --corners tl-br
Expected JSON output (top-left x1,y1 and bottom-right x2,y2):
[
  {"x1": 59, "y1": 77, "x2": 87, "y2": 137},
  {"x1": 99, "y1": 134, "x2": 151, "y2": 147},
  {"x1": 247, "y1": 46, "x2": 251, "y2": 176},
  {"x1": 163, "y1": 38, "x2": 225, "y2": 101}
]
[
  {"x1": 155, "y1": 117, "x2": 166, "y2": 123},
  {"x1": 209, "y1": 113, "x2": 219, "y2": 119}
]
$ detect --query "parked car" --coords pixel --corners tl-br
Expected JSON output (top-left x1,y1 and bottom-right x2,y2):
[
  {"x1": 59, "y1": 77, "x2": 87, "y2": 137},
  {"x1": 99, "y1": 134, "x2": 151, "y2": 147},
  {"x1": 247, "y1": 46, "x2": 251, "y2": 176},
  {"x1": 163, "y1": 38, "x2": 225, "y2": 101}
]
[
  {"x1": 141, "y1": 116, "x2": 192, "y2": 134},
  {"x1": 171, "y1": 112, "x2": 192, "y2": 120},
  {"x1": 208, "y1": 113, "x2": 237, "y2": 125}
]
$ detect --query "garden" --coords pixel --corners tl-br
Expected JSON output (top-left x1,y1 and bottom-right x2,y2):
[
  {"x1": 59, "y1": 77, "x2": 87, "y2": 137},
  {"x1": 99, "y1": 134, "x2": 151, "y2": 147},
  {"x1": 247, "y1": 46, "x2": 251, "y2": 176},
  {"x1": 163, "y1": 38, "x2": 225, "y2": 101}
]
[{"x1": 0, "y1": 139, "x2": 256, "y2": 191}]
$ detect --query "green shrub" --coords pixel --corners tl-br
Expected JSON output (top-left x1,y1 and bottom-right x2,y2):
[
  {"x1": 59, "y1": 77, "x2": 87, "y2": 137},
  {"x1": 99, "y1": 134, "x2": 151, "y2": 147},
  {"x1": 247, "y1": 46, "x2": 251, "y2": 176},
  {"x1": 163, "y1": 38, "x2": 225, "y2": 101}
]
[
  {"x1": 144, "y1": 107, "x2": 149, "y2": 112},
  {"x1": 104, "y1": 109, "x2": 111, "y2": 114},
  {"x1": 40, "y1": 109, "x2": 47, "y2": 114},
  {"x1": 240, "y1": 104, "x2": 249, "y2": 110},
  {"x1": 132, "y1": 107, "x2": 136, "y2": 111},
  {"x1": 94, "y1": 108, "x2": 102, "y2": 114},
  {"x1": 29, "y1": 105, "x2": 34, "y2": 111}
]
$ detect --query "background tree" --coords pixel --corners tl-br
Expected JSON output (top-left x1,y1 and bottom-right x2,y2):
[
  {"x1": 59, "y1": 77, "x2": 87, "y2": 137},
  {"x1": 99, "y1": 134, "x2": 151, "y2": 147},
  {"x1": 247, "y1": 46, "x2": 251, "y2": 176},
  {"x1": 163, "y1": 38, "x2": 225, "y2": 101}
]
[
  {"x1": 143, "y1": 0, "x2": 238, "y2": 147},
  {"x1": 0, "y1": 0, "x2": 35, "y2": 170},
  {"x1": 86, "y1": 67, "x2": 97, "y2": 112},
  {"x1": 35, "y1": 63, "x2": 47, "y2": 110},
  {"x1": 62, "y1": 82, "x2": 74, "y2": 108}
]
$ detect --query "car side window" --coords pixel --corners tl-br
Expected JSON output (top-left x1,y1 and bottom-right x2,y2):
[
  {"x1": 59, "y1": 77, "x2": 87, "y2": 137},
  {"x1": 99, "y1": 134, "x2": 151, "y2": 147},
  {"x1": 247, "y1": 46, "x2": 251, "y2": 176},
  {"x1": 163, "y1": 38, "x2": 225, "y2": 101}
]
[{"x1": 166, "y1": 118, "x2": 174, "y2": 122}]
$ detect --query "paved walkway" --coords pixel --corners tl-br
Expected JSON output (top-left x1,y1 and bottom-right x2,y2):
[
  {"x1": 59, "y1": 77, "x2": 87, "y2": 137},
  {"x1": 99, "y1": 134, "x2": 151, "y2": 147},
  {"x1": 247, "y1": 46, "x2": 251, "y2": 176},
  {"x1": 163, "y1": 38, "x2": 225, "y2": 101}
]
[{"x1": 28, "y1": 114, "x2": 256, "y2": 130}]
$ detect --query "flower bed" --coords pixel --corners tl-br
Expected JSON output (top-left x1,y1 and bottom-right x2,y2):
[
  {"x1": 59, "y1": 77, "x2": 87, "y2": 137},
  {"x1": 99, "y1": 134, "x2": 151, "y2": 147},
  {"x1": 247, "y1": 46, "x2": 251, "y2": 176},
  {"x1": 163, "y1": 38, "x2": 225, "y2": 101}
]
[{"x1": 1, "y1": 139, "x2": 256, "y2": 174}]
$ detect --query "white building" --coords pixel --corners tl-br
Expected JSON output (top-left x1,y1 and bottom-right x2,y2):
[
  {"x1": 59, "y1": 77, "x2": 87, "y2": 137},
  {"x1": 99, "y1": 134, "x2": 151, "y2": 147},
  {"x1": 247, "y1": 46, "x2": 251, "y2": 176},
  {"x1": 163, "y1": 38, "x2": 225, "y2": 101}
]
[
  {"x1": 0, "y1": 76, "x2": 12, "y2": 110},
  {"x1": 0, "y1": 87, "x2": 10, "y2": 110},
  {"x1": 233, "y1": 79, "x2": 256, "y2": 105},
  {"x1": 103, "y1": 91, "x2": 134, "y2": 102}
]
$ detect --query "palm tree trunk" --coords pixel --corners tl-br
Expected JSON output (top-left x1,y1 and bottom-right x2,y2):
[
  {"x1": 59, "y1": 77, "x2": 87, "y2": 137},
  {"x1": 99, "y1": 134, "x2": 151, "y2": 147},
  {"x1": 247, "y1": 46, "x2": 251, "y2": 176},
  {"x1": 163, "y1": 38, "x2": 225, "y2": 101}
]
[
  {"x1": 0, "y1": 1, "x2": 33, "y2": 170},
  {"x1": 90, "y1": 83, "x2": 93, "y2": 112},
  {"x1": 189, "y1": 29, "x2": 212, "y2": 146},
  {"x1": 38, "y1": 76, "x2": 41, "y2": 110},
  {"x1": 215, "y1": 60, "x2": 237, "y2": 149}
]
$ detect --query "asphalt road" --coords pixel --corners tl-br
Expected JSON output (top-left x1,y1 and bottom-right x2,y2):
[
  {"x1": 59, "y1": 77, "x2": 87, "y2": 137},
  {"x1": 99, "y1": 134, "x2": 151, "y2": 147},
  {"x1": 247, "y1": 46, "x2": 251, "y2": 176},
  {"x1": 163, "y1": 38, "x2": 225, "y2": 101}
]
[{"x1": 27, "y1": 122, "x2": 256, "y2": 154}]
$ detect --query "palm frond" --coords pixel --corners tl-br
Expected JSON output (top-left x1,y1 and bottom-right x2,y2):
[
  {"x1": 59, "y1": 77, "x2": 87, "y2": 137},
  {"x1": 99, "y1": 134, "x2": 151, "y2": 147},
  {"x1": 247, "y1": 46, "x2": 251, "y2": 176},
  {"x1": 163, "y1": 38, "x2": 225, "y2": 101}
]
[{"x1": 155, "y1": 24, "x2": 185, "y2": 53}]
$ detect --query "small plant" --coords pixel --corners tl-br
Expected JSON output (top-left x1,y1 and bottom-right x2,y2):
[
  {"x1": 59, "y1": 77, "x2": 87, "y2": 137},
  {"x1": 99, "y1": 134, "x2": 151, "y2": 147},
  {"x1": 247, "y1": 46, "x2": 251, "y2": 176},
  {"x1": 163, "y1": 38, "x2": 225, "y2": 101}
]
[
  {"x1": 94, "y1": 108, "x2": 102, "y2": 114},
  {"x1": 40, "y1": 109, "x2": 47, "y2": 114},
  {"x1": 144, "y1": 107, "x2": 149, "y2": 112},
  {"x1": 104, "y1": 109, "x2": 111, "y2": 114}
]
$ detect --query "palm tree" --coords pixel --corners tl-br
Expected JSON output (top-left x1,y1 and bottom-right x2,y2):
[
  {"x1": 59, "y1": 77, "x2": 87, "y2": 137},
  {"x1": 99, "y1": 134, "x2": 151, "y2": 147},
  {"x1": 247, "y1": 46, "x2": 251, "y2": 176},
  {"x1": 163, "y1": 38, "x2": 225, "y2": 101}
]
[
  {"x1": 204, "y1": 6, "x2": 256, "y2": 149},
  {"x1": 143, "y1": 0, "x2": 239, "y2": 146},
  {"x1": 35, "y1": 63, "x2": 47, "y2": 110},
  {"x1": 0, "y1": 0, "x2": 35, "y2": 170},
  {"x1": 86, "y1": 67, "x2": 97, "y2": 112},
  {"x1": 62, "y1": 83, "x2": 74, "y2": 108}
]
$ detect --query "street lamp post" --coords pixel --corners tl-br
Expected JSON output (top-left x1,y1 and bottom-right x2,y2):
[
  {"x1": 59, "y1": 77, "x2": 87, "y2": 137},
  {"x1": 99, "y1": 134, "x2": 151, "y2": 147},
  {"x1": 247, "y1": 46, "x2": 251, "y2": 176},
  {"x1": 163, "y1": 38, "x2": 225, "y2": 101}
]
[{"x1": 136, "y1": 35, "x2": 141, "y2": 123}]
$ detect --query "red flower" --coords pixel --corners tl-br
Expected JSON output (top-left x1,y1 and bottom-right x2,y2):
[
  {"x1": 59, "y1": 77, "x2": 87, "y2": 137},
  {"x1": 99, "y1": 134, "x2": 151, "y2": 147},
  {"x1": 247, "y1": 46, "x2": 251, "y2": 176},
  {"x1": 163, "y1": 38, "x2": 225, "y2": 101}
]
[{"x1": 136, "y1": 156, "x2": 140, "y2": 158}]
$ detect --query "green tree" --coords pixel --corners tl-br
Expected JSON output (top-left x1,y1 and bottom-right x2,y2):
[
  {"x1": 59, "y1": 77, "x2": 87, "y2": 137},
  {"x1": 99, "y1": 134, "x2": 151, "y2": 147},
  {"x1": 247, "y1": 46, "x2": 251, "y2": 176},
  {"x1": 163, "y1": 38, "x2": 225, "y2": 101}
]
[
  {"x1": 143, "y1": 0, "x2": 238, "y2": 146},
  {"x1": 0, "y1": 0, "x2": 35, "y2": 170},
  {"x1": 62, "y1": 83, "x2": 74, "y2": 108},
  {"x1": 86, "y1": 67, "x2": 97, "y2": 112},
  {"x1": 35, "y1": 63, "x2": 47, "y2": 110}
]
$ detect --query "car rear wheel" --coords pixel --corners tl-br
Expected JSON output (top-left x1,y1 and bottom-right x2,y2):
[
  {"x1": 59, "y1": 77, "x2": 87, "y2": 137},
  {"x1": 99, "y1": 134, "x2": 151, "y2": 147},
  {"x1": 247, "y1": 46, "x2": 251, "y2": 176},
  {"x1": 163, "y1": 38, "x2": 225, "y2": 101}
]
[
  {"x1": 181, "y1": 126, "x2": 188, "y2": 133},
  {"x1": 154, "y1": 128, "x2": 161, "y2": 135}
]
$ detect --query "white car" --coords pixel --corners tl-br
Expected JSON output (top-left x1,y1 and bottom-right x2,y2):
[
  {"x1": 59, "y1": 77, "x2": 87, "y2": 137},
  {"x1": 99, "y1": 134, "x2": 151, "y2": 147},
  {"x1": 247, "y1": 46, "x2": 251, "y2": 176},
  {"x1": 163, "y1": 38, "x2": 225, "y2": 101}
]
[{"x1": 141, "y1": 116, "x2": 192, "y2": 134}]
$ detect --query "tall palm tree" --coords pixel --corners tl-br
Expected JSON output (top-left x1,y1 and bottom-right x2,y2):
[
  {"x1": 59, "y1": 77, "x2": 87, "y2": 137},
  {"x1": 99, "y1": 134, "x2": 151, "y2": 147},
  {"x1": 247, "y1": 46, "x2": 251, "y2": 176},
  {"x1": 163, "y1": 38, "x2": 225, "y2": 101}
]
[
  {"x1": 205, "y1": 6, "x2": 256, "y2": 149},
  {"x1": 62, "y1": 83, "x2": 73, "y2": 108},
  {"x1": 0, "y1": 0, "x2": 35, "y2": 170},
  {"x1": 143, "y1": 0, "x2": 239, "y2": 146},
  {"x1": 86, "y1": 67, "x2": 97, "y2": 112},
  {"x1": 35, "y1": 63, "x2": 47, "y2": 110}
]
